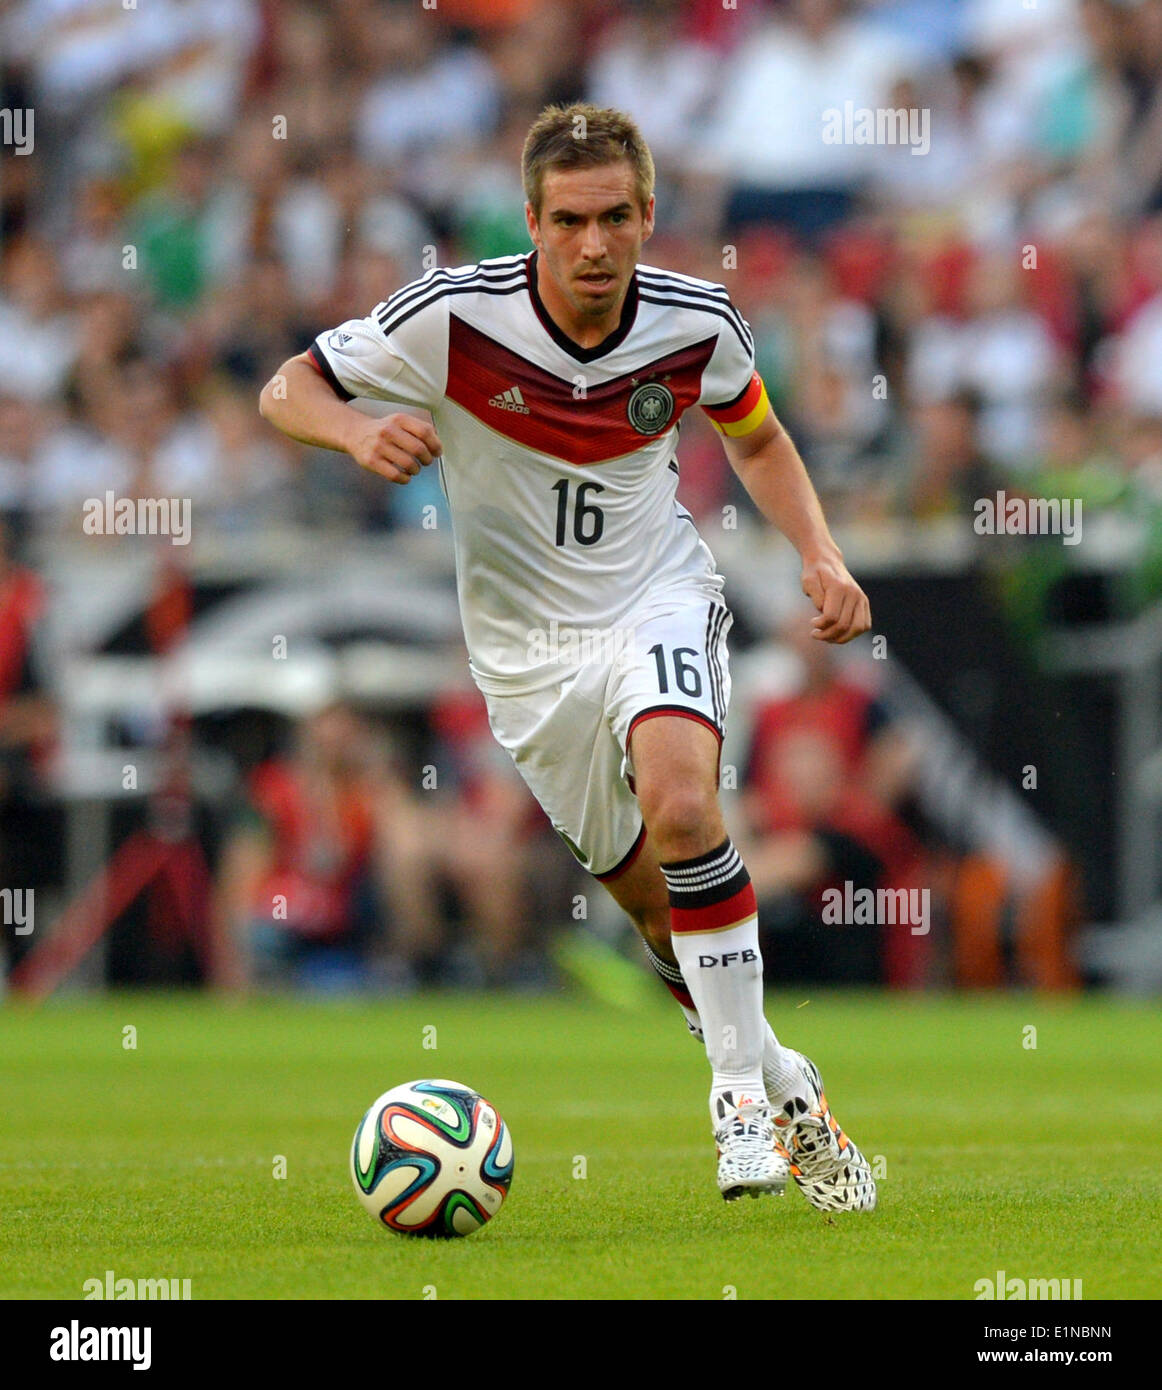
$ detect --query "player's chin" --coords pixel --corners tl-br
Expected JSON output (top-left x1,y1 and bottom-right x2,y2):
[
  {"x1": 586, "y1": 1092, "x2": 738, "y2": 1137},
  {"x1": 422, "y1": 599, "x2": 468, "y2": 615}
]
[{"x1": 574, "y1": 276, "x2": 621, "y2": 306}]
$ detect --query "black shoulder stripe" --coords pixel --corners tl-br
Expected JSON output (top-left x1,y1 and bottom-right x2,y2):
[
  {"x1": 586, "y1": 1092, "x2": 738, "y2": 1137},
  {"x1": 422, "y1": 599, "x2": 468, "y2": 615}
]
[
  {"x1": 637, "y1": 267, "x2": 744, "y2": 299},
  {"x1": 637, "y1": 292, "x2": 753, "y2": 354},
  {"x1": 636, "y1": 275, "x2": 752, "y2": 337},
  {"x1": 375, "y1": 273, "x2": 528, "y2": 336},
  {"x1": 635, "y1": 270, "x2": 736, "y2": 308},
  {"x1": 376, "y1": 265, "x2": 528, "y2": 331},
  {"x1": 636, "y1": 273, "x2": 752, "y2": 350},
  {"x1": 378, "y1": 254, "x2": 528, "y2": 310},
  {"x1": 378, "y1": 278, "x2": 529, "y2": 339},
  {"x1": 375, "y1": 261, "x2": 528, "y2": 331},
  {"x1": 636, "y1": 269, "x2": 732, "y2": 299},
  {"x1": 377, "y1": 272, "x2": 527, "y2": 337}
]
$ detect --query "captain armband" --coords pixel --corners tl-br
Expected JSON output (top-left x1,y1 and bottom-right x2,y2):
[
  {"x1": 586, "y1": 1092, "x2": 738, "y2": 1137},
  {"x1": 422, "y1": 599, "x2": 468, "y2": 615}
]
[{"x1": 703, "y1": 372, "x2": 772, "y2": 438}]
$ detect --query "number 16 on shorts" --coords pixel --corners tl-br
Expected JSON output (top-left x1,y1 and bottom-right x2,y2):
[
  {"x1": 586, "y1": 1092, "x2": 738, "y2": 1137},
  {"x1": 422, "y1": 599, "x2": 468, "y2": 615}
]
[{"x1": 613, "y1": 599, "x2": 733, "y2": 749}]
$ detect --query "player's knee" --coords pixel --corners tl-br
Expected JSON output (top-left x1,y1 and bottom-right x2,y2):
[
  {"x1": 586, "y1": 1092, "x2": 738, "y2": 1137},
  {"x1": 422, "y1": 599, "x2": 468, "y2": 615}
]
[{"x1": 639, "y1": 785, "x2": 718, "y2": 859}]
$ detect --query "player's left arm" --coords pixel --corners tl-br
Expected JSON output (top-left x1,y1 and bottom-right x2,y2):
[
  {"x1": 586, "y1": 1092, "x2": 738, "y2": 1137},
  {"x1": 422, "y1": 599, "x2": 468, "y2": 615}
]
[{"x1": 712, "y1": 381, "x2": 871, "y2": 644}]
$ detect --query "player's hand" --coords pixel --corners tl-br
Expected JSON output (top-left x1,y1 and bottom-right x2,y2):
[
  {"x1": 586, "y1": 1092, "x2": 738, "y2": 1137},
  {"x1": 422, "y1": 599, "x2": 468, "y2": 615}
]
[
  {"x1": 347, "y1": 413, "x2": 443, "y2": 485},
  {"x1": 801, "y1": 550, "x2": 871, "y2": 644}
]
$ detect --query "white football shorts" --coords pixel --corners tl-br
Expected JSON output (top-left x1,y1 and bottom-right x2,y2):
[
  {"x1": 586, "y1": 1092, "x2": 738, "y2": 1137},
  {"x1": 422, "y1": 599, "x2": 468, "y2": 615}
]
[{"x1": 481, "y1": 594, "x2": 733, "y2": 879}]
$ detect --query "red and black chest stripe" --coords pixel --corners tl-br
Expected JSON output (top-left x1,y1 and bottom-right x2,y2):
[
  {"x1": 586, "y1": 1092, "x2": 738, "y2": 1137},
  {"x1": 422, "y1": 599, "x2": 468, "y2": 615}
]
[{"x1": 445, "y1": 316, "x2": 717, "y2": 466}]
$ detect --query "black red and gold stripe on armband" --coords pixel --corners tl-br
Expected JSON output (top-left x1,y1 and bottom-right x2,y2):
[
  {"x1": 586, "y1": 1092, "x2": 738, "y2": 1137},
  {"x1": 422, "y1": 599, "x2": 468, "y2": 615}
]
[{"x1": 703, "y1": 372, "x2": 771, "y2": 438}]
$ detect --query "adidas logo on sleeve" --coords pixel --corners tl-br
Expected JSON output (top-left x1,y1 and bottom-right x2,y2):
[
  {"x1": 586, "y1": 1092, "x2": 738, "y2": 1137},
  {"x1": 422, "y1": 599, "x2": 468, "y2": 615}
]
[{"x1": 488, "y1": 385, "x2": 531, "y2": 414}]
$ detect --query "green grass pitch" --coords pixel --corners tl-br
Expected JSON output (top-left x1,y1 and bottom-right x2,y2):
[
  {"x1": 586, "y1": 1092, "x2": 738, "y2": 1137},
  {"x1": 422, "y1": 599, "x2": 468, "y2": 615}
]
[{"x1": 1, "y1": 988, "x2": 1159, "y2": 1300}]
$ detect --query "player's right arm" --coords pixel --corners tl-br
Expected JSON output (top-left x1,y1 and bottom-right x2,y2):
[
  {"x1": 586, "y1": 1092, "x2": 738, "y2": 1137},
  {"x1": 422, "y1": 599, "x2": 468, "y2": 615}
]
[
  {"x1": 259, "y1": 352, "x2": 443, "y2": 485},
  {"x1": 260, "y1": 288, "x2": 449, "y2": 483}
]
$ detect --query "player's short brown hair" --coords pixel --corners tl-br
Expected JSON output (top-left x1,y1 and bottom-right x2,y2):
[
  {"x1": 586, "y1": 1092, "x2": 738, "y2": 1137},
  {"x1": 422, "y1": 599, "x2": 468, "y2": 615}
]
[{"x1": 522, "y1": 103, "x2": 655, "y2": 218}]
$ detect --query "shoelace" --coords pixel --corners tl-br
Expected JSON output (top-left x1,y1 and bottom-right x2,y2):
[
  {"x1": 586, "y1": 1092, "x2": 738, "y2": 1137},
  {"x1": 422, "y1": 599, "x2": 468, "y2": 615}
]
[
  {"x1": 715, "y1": 1106, "x2": 774, "y2": 1147},
  {"x1": 789, "y1": 1113, "x2": 853, "y2": 1178}
]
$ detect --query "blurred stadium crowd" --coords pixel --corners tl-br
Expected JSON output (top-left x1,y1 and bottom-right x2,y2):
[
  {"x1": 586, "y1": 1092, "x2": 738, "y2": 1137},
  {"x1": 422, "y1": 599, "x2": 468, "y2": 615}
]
[{"x1": 3, "y1": 0, "x2": 1157, "y2": 995}]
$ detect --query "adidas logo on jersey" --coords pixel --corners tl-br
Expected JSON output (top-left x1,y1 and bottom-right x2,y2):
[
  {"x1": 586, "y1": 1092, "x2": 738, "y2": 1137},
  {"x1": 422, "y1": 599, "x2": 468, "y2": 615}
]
[{"x1": 489, "y1": 385, "x2": 531, "y2": 414}]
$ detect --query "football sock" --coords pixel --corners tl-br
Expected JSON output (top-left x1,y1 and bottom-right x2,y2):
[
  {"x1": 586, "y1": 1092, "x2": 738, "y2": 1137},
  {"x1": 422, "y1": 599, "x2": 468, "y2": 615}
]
[
  {"x1": 641, "y1": 934, "x2": 804, "y2": 1102},
  {"x1": 641, "y1": 936, "x2": 704, "y2": 1040},
  {"x1": 761, "y1": 1025, "x2": 805, "y2": 1108},
  {"x1": 661, "y1": 839, "x2": 767, "y2": 1125}
]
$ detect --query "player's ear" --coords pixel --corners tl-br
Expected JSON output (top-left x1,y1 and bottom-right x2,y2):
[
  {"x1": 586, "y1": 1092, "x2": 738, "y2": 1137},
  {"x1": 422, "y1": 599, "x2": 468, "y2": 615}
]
[
  {"x1": 525, "y1": 201, "x2": 542, "y2": 250},
  {"x1": 641, "y1": 195, "x2": 655, "y2": 243}
]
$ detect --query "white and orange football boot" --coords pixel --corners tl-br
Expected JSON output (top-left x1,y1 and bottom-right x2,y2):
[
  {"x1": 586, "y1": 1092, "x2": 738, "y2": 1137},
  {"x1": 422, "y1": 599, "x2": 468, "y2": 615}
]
[{"x1": 775, "y1": 1054, "x2": 877, "y2": 1212}]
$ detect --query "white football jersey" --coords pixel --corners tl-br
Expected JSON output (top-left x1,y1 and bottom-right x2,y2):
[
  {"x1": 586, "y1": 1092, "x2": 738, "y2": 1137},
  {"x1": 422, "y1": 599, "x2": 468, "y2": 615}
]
[{"x1": 309, "y1": 251, "x2": 768, "y2": 694}]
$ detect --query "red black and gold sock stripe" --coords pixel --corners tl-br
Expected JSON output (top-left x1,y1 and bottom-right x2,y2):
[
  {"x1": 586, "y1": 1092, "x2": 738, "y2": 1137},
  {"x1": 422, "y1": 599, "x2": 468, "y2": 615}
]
[{"x1": 660, "y1": 838, "x2": 757, "y2": 935}]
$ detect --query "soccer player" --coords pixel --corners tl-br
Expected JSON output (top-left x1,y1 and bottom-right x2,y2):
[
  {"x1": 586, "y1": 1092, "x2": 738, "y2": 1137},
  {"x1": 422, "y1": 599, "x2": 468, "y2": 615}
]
[{"x1": 259, "y1": 104, "x2": 876, "y2": 1209}]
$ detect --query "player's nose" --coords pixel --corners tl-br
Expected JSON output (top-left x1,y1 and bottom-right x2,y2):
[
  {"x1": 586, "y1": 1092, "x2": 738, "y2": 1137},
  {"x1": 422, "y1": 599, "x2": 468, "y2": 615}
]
[{"x1": 579, "y1": 220, "x2": 606, "y2": 259}]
